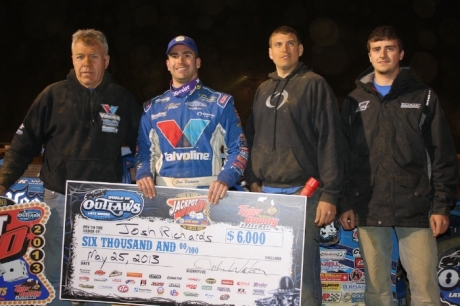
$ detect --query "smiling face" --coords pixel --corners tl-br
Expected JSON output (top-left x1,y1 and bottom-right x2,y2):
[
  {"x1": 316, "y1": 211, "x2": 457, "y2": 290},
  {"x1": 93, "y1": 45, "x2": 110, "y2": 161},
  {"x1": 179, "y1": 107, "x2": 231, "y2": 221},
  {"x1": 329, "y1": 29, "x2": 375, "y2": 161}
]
[
  {"x1": 166, "y1": 44, "x2": 201, "y2": 87},
  {"x1": 269, "y1": 32, "x2": 303, "y2": 78},
  {"x1": 368, "y1": 39, "x2": 404, "y2": 80},
  {"x1": 72, "y1": 40, "x2": 109, "y2": 88}
]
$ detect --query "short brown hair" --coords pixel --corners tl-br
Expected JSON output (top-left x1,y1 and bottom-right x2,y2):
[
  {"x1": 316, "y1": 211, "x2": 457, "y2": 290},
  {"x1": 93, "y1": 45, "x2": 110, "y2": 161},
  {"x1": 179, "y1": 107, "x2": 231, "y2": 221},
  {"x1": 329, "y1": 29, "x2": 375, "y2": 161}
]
[
  {"x1": 367, "y1": 26, "x2": 403, "y2": 52},
  {"x1": 269, "y1": 26, "x2": 301, "y2": 47}
]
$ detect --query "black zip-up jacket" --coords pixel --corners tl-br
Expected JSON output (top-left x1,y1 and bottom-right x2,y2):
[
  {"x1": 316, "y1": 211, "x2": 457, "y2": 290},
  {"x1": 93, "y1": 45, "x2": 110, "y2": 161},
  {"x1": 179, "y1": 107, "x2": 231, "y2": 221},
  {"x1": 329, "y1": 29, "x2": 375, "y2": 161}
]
[
  {"x1": 341, "y1": 67, "x2": 458, "y2": 227},
  {"x1": 245, "y1": 62, "x2": 344, "y2": 205},
  {"x1": 0, "y1": 69, "x2": 141, "y2": 194}
]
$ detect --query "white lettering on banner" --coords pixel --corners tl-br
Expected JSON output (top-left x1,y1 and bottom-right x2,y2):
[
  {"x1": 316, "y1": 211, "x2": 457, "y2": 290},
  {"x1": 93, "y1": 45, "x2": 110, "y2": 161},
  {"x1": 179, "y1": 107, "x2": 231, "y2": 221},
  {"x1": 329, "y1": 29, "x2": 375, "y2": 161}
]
[{"x1": 164, "y1": 151, "x2": 211, "y2": 161}]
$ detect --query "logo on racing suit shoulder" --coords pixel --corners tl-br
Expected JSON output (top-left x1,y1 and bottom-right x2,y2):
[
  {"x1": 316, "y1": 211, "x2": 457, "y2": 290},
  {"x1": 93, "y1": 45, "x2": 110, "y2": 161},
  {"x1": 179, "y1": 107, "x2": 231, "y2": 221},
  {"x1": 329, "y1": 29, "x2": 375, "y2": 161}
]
[{"x1": 81, "y1": 189, "x2": 144, "y2": 221}]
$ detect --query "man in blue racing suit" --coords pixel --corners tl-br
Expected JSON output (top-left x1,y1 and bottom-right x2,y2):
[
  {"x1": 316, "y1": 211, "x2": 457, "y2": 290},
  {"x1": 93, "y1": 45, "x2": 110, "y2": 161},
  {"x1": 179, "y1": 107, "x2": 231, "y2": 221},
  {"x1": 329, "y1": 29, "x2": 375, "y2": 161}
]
[{"x1": 136, "y1": 35, "x2": 247, "y2": 204}]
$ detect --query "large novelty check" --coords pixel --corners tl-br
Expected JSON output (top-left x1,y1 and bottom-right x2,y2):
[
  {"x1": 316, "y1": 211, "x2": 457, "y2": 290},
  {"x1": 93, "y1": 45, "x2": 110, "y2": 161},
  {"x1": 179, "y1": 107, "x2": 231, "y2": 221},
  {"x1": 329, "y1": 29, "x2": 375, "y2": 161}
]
[{"x1": 61, "y1": 181, "x2": 306, "y2": 306}]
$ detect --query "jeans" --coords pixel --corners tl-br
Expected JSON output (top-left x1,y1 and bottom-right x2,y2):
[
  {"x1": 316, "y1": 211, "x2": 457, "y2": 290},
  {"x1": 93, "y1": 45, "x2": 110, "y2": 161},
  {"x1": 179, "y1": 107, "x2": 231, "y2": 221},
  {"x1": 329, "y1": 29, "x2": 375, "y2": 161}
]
[
  {"x1": 358, "y1": 226, "x2": 440, "y2": 306},
  {"x1": 43, "y1": 189, "x2": 107, "y2": 306}
]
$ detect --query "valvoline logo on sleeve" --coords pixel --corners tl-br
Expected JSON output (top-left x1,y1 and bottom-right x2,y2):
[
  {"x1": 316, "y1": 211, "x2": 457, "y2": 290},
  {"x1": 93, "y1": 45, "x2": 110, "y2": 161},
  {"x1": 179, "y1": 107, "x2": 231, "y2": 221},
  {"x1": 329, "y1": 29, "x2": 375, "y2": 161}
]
[{"x1": 80, "y1": 189, "x2": 144, "y2": 221}]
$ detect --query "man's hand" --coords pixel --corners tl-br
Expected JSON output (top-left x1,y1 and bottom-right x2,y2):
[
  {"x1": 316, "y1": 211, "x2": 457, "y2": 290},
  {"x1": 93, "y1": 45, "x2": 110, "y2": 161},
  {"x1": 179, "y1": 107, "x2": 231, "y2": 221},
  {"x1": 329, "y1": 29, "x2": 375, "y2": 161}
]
[
  {"x1": 430, "y1": 214, "x2": 450, "y2": 237},
  {"x1": 315, "y1": 201, "x2": 336, "y2": 227},
  {"x1": 208, "y1": 181, "x2": 228, "y2": 204},
  {"x1": 249, "y1": 182, "x2": 262, "y2": 193},
  {"x1": 136, "y1": 176, "x2": 156, "y2": 199},
  {"x1": 339, "y1": 210, "x2": 355, "y2": 230},
  {"x1": 0, "y1": 185, "x2": 6, "y2": 196}
]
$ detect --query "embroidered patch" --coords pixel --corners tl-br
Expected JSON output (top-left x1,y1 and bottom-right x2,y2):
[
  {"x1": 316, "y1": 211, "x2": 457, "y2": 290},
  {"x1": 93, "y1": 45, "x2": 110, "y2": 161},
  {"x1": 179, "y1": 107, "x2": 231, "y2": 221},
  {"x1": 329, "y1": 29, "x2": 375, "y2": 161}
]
[
  {"x1": 401, "y1": 103, "x2": 421, "y2": 109},
  {"x1": 355, "y1": 101, "x2": 370, "y2": 113}
]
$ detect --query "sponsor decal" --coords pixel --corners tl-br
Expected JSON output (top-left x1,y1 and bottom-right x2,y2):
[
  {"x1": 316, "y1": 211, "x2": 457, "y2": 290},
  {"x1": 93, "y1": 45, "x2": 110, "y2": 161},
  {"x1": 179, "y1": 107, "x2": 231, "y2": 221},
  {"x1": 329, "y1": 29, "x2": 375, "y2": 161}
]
[
  {"x1": 322, "y1": 292, "x2": 342, "y2": 303},
  {"x1": 202, "y1": 285, "x2": 213, "y2": 290},
  {"x1": 98, "y1": 285, "x2": 113, "y2": 290},
  {"x1": 16, "y1": 209, "x2": 41, "y2": 221},
  {"x1": 13, "y1": 279, "x2": 42, "y2": 300},
  {"x1": 342, "y1": 283, "x2": 366, "y2": 292},
  {"x1": 118, "y1": 285, "x2": 129, "y2": 293},
  {"x1": 94, "y1": 278, "x2": 108, "y2": 282},
  {"x1": 149, "y1": 274, "x2": 161, "y2": 279},
  {"x1": 237, "y1": 281, "x2": 250, "y2": 286},
  {"x1": 167, "y1": 194, "x2": 212, "y2": 228},
  {"x1": 186, "y1": 284, "x2": 197, "y2": 289},
  {"x1": 81, "y1": 189, "x2": 144, "y2": 221},
  {"x1": 220, "y1": 293, "x2": 230, "y2": 300},
  {"x1": 151, "y1": 112, "x2": 167, "y2": 120},
  {"x1": 352, "y1": 228, "x2": 359, "y2": 242},
  {"x1": 354, "y1": 258, "x2": 364, "y2": 269},
  {"x1": 79, "y1": 276, "x2": 90, "y2": 282},
  {"x1": 205, "y1": 293, "x2": 214, "y2": 298},
  {"x1": 79, "y1": 284, "x2": 94, "y2": 289},
  {"x1": 237, "y1": 205, "x2": 279, "y2": 229},
  {"x1": 184, "y1": 292, "x2": 199, "y2": 297},
  {"x1": 136, "y1": 288, "x2": 152, "y2": 293},
  {"x1": 237, "y1": 288, "x2": 246, "y2": 294},
  {"x1": 164, "y1": 103, "x2": 180, "y2": 110},
  {"x1": 320, "y1": 273, "x2": 349, "y2": 282},
  {"x1": 401, "y1": 102, "x2": 421, "y2": 109},
  {"x1": 253, "y1": 289, "x2": 265, "y2": 295},
  {"x1": 158, "y1": 119, "x2": 210, "y2": 149},
  {"x1": 94, "y1": 270, "x2": 105, "y2": 276},
  {"x1": 198, "y1": 94, "x2": 217, "y2": 103},
  {"x1": 157, "y1": 287, "x2": 164, "y2": 294},
  {"x1": 352, "y1": 248, "x2": 361, "y2": 258},
  {"x1": 217, "y1": 287, "x2": 231, "y2": 292},
  {"x1": 169, "y1": 283, "x2": 181, "y2": 288},
  {"x1": 112, "y1": 279, "x2": 122, "y2": 283},
  {"x1": 221, "y1": 280, "x2": 234, "y2": 285},
  {"x1": 349, "y1": 269, "x2": 364, "y2": 282},
  {"x1": 185, "y1": 101, "x2": 207, "y2": 110},
  {"x1": 355, "y1": 101, "x2": 370, "y2": 112},
  {"x1": 352, "y1": 293, "x2": 365, "y2": 303},
  {"x1": 320, "y1": 249, "x2": 347, "y2": 260},
  {"x1": 109, "y1": 270, "x2": 122, "y2": 277},
  {"x1": 206, "y1": 279, "x2": 216, "y2": 284},
  {"x1": 321, "y1": 282, "x2": 341, "y2": 290},
  {"x1": 127, "y1": 272, "x2": 142, "y2": 278},
  {"x1": 125, "y1": 280, "x2": 135, "y2": 284},
  {"x1": 151, "y1": 282, "x2": 165, "y2": 286},
  {"x1": 170, "y1": 289, "x2": 179, "y2": 296},
  {"x1": 197, "y1": 111, "x2": 216, "y2": 118},
  {"x1": 140, "y1": 280, "x2": 147, "y2": 286},
  {"x1": 156, "y1": 97, "x2": 170, "y2": 103},
  {"x1": 253, "y1": 282, "x2": 268, "y2": 288},
  {"x1": 321, "y1": 260, "x2": 346, "y2": 272},
  {"x1": 188, "y1": 278, "x2": 201, "y2": 282},
  {"x1": 167, "y1": 276, "x2": 182, "y2": 280},
  {"x1": 80, "y1": 269, "x2": 91, "y2": 274}
]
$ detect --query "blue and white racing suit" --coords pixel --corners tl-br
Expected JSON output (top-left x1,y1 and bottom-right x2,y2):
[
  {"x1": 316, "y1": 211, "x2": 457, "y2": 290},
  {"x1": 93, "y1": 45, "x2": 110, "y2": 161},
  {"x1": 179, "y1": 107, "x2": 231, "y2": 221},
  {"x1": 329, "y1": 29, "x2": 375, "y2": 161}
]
[{"x1": 136, "y1": 79, "x2": 247, "y2": 188}]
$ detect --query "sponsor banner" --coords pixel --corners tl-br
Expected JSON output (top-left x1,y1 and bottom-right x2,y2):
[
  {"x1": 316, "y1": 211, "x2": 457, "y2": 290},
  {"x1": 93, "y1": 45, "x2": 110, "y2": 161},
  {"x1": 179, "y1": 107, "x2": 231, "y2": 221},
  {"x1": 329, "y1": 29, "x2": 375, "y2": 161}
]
[
  {"x1": 60, "y1": 181, "x2": 306, "y2": 305},
  {"x1": 0, "y1": 196, "x2": 54, "y2": 305}
]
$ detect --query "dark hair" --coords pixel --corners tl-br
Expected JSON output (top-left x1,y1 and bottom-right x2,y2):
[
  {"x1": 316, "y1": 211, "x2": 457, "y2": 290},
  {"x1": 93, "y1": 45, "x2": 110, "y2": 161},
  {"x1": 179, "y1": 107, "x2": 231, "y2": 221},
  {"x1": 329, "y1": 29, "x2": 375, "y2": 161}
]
[
  {"x1": 269, "y1": 26, "x2": 301, "y2": 47},
  {"x1": 367, "y1": 26, "x2": 403, "y2": 51}
]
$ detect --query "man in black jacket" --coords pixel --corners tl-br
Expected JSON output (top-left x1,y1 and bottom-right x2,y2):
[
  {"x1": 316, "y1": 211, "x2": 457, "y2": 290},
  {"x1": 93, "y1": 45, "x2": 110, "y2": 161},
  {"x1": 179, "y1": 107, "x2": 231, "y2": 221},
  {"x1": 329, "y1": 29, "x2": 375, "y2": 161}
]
[
  {"x1": 339, "y1": 26, "x2": 458, "y2": 306},
  {"x1": 0, "y1": 29, "x2": 141, "y2": 305},
  {"x1": 245, "y1": 26, "x2": 344, "y2": 306}
]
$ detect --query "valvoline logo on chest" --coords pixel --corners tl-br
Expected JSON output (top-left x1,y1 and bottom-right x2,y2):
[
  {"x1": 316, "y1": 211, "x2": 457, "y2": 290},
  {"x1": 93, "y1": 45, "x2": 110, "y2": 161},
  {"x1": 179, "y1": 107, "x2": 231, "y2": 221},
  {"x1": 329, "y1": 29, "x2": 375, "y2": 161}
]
[
  {"x1": 81, "y1": 189, "x2": 144, "y2": 221},
  {"x1": 157, "y1": 119, "x2": 210, "y2": 148}
]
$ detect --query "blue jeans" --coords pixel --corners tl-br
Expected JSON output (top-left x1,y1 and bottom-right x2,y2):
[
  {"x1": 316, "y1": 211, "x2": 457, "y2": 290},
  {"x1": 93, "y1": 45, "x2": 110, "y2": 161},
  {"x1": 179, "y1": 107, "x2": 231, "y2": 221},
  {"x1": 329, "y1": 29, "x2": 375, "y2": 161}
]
[
  {"x1": 358, "y1": 226, "x2": 440, "y2": 306},
  {"x1": 44, "y1": 189, "x2": 107, "y2": 306}
]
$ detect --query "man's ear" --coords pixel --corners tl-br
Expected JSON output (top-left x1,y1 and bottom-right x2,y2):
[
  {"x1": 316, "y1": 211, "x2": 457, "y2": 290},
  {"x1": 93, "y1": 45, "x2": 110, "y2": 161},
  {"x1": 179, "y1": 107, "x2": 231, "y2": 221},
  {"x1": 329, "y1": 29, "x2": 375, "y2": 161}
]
[
  {"x1": 196, "y1": 57, "x2": 201, "y2": 69},
  {"x1": 298, "y1": 43, "x2": 304, "y2": 57},
  {"x1": 399, "y1": 50, "x2": 405, "y2": 61},
  {"x1": 269, "y1": 48, "x2": 273, "y2": 60}
]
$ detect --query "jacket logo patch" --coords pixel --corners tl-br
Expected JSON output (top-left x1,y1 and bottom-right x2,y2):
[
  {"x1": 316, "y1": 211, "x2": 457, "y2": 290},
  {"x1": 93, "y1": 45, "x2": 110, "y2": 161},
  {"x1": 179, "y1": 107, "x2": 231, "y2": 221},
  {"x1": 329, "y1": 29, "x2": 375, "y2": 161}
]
[
  {"x1": 100, "y1": 104, "x2": 120, "y2": 133},
  {"x1": 266, "y1": 90, "x2": 288, "y2": 109},
  {"x1": 355, "y1": 101, "x2": 370, "y2": 113},
  {"x1": 157, "y1": 119, "x2": 210, "y2": 148},
  {"x1": 400, "y1": 103, "x2": 421, "y2": 109}
]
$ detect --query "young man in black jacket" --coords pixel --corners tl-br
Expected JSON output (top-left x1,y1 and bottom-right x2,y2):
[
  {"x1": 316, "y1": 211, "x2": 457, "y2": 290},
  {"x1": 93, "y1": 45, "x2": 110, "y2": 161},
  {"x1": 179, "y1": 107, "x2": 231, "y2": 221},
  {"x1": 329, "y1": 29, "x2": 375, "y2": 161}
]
[
  {"x1": 245, "y1": 26, "x2": 344, "y2": 306},
  {"x1": 0, "y1": 29, "x2": 141, "y2": 305},
  {"x1": 339, "y1": 26, "x2": 458, "y2": 306}
]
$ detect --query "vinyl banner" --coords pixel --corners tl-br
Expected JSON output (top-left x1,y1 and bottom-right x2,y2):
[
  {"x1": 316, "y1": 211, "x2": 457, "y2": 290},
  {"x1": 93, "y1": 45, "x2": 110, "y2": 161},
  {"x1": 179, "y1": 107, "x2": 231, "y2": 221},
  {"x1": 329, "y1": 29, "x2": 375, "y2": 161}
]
[
  {"x1": 61, "y1": 181, "x2": 306, "y2": 306},
  {"x1": 0, "y1": 196, "x2": 54, "y2": 305}
]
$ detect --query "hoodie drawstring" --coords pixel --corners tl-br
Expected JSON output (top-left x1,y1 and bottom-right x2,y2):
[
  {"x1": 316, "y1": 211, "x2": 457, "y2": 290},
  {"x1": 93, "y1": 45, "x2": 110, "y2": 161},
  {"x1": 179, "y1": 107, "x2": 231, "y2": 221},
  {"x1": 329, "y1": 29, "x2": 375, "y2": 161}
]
[{"x1": 271, "y1": 77, "x2": 291, "y2": 153}]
